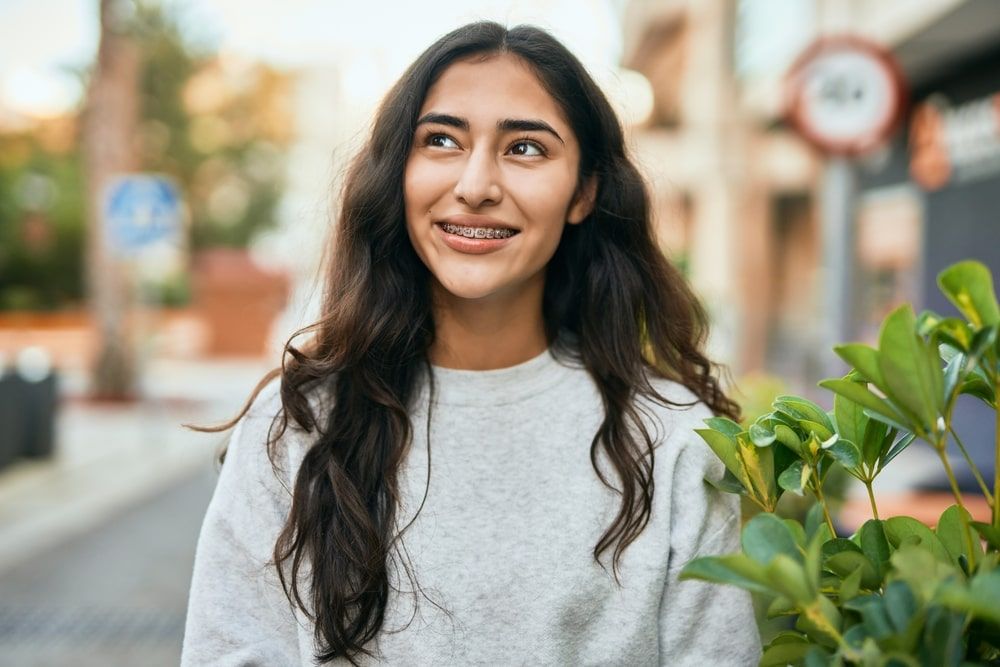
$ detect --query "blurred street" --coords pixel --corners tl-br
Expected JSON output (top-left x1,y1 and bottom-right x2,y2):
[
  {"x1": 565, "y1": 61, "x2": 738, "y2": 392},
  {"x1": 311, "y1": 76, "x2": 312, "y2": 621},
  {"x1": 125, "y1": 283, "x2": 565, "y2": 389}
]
[
  {"x1": 0, "y1": 357, "x2": 271, "y2": 666},
  {"x1": 0, "y1": 468, "x2": 215, "y2": 666}
]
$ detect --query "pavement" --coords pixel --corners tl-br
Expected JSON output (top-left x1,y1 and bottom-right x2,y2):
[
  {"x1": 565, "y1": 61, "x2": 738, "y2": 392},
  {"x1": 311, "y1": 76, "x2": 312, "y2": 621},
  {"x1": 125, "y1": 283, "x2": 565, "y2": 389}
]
[
  {"x1": 0, "y1": 467, "x2": 218, "y2": 666},
  {"x1": 0, "y1": 355, "x2": 275, "y2": 665},
  {"x1": 0, "y1": 356, "x2": 274, "y2": 574}
]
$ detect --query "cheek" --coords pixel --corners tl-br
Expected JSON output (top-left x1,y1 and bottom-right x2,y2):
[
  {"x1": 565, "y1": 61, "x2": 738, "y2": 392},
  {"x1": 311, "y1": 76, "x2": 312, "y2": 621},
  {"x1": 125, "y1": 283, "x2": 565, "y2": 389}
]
[
  {"x1": 404, "y1": 159, "x2": 452, "y2": 214},
  {"x1": 508, "y1": 169, "x2": 578, "y2": 226}
]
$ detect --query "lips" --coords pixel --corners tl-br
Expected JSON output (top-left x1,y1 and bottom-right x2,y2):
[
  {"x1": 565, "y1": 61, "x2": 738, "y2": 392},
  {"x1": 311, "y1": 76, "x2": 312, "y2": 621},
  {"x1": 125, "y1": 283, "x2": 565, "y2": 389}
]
[{"x1": 433, "y1": 219, "x2": 519, "y2": 255}]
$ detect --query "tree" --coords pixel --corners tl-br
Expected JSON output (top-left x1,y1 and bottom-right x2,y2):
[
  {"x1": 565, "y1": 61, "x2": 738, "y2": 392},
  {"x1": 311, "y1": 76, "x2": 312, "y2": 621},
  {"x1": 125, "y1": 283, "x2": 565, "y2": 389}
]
[{"x1": 82, "y1": 0, "x2": 141, "y2": 399}]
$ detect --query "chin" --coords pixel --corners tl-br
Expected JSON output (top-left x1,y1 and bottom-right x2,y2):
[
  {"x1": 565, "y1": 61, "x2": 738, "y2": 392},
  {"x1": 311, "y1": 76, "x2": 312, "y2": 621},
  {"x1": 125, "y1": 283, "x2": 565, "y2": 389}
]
[{"x1": 434, "y1": 276, "x2": 507, "y2": 301}]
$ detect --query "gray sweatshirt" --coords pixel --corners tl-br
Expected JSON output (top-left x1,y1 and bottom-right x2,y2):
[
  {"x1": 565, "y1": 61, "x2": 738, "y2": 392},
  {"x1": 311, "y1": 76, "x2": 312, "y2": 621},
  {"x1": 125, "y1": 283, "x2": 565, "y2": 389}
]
[{"x1": 181, "y1": 346, "x2": 761, "y2": 666}]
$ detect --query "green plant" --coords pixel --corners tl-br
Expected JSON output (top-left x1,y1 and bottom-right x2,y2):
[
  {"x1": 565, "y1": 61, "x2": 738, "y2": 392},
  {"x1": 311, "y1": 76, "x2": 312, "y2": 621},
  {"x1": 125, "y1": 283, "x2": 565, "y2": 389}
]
[{"x1": 681, "y1": 260, "x2": 1000, "y2": 666}]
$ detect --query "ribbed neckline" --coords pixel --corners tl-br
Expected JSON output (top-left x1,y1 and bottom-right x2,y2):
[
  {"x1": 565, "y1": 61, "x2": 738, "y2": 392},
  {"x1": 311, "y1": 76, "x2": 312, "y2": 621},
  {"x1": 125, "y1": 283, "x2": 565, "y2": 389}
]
[{"x1": 420, "y1": 343, "x2": 581, "y2": 407}]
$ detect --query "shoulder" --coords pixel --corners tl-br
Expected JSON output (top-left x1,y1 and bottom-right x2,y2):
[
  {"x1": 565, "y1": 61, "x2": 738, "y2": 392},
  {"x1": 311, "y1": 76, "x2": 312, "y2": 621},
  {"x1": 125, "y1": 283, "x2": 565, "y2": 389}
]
[
  {"x1": 634, "y1": 373, "x2": 728, "y2": 481},
  {"x1": 243, "y1": 374, "x2": 332, "y2": 430},
  {"x1": 636, "y1": 374, "x2": 714, "y2": 443},
  {"x1": 227, "y1": 375, "x2": 327, "y2": 486},
  {"x1": 244, "y1": 376, "x2": 285, "y2": 422}
]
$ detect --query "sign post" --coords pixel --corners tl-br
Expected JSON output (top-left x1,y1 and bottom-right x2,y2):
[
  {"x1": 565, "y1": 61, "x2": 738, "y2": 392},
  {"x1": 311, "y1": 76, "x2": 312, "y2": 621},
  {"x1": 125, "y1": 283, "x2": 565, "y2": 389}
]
[
  {"x1": 100, "y1": 174, "x2": 186, "y2": 398},
  {"x1": 784, "y1": 36, "x2": 908, "y2": 379}
]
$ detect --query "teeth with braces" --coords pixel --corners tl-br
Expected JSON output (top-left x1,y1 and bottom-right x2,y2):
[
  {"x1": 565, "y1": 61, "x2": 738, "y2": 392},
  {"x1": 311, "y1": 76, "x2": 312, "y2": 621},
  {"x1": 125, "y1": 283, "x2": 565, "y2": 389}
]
[{"x1": 441, "y1": 223, "x2": 517, "y2": 239}]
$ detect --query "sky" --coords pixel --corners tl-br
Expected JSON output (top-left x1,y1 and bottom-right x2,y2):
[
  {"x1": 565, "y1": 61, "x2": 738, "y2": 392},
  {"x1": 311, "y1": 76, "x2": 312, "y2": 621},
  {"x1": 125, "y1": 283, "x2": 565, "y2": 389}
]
[{"x1": 0, "y1": 0, "x2": 624, "y2": 118}]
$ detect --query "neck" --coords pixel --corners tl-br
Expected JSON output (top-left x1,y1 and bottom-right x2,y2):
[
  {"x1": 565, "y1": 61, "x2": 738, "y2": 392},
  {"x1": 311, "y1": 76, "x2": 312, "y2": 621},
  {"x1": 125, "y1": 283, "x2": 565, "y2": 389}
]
[{"x1": 428, "y1": 277, "x2": 548, "y2": 370}]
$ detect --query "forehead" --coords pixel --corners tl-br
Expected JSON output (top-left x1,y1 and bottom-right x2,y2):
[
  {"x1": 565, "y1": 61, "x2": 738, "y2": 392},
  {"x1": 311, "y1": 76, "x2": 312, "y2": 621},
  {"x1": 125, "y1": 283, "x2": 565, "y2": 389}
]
[{"x1": 419, "y1": 53, "x2": 571, "y2": 131}]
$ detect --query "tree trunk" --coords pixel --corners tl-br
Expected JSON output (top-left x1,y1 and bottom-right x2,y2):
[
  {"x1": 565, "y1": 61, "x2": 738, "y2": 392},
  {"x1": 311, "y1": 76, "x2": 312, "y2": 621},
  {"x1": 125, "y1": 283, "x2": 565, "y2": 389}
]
[{"x1": 82, "y1": 0, "x2": 141, "y2": 400}]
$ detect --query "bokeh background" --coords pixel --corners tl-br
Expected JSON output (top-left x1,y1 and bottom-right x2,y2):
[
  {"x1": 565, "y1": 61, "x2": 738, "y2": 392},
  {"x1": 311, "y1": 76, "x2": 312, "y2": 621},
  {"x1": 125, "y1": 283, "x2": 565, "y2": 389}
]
[{"x1": 1, "y1": 0, "x2": 998, "y2": 664}]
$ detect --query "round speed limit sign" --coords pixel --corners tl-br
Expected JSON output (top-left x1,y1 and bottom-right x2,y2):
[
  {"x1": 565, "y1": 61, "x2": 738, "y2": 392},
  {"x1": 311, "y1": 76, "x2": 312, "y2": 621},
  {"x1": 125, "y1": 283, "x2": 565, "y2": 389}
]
[{"x1": 784, "y1": 36, "x2": 907, "y2": 156}]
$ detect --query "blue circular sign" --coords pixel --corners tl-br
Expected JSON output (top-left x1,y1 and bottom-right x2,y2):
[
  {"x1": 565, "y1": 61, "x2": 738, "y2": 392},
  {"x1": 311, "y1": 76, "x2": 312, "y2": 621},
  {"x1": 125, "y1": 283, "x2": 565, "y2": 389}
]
[{"x1": 103, "y1": 175, "x2": 183, "y2": 253}]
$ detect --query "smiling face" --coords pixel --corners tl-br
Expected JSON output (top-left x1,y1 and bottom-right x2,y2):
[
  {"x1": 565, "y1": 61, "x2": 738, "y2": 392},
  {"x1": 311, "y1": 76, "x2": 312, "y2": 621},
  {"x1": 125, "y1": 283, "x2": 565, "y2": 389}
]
[{"x1": 403, "y1": 53, "x2": 594, "y2": 307}]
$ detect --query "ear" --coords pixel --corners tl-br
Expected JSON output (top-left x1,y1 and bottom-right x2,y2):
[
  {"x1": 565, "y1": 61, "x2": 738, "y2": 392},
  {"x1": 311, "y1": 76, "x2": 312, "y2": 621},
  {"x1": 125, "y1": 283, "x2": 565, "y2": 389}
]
[{"x1": 567, "y1": 175, "x2": 597, "y2": 225}]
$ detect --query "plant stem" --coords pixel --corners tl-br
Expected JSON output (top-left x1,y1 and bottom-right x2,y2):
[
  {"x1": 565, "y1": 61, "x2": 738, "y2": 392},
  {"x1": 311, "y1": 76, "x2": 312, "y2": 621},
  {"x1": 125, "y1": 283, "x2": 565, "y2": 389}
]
[
  {"x1": 994, "y1": 372, "x2": 999, "y2": 529},
  {"x1": 948, "y1": 425, "x2": 994, "y2": 505},
  {"x1": 812, "y1": 477, "x2": 837, "y2": 537},
  {"x1": 865, "y1": 481, "x2": 880, "y2": 520},
  {"x1": 935, "y1": 438, "x2": 967, "y2": 513}
]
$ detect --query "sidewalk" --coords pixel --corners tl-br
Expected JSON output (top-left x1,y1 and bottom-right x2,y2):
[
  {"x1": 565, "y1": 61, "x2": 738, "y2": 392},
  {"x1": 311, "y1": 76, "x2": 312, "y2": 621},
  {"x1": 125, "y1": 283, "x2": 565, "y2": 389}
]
[{"x1": 0, "y1": 357, "x2": 274, "y2": 574}]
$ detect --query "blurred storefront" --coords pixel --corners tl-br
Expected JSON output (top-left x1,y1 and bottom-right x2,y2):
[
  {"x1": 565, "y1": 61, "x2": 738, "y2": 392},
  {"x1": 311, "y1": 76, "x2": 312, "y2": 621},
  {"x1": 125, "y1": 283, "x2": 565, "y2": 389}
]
[
  {"x1": 623, "y1": 0, "x2": 1000, "y2": 398},
  {"x1": 852, "y1": 0, "x2": 1000, "y2": 474}
]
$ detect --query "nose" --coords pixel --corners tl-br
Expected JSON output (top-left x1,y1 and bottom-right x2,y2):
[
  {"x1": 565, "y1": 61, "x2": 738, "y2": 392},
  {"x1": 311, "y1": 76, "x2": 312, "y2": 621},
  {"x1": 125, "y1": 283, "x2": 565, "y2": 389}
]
[{"x1": 453, "y1": 147, "x2": 502, "y2": 208}]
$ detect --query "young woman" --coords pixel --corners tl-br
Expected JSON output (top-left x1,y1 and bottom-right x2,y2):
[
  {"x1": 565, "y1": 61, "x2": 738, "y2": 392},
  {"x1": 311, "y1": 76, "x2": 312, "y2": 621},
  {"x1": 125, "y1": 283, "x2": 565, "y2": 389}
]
[{"x1": 182, "y1": 21, "x2": 761, "y2": 667}]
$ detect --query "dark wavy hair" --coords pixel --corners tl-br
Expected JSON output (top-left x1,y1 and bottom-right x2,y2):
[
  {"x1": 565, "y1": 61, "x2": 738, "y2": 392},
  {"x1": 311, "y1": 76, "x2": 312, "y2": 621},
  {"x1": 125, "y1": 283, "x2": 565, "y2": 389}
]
[{"x1": 197, "y1": 20, "x2": 740, "y2": 665}]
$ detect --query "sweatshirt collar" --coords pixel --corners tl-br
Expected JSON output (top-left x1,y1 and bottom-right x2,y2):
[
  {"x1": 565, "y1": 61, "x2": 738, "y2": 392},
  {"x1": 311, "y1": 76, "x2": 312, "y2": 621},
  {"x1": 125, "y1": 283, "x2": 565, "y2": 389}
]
[{"x1": 417, "y1": 340, "x2": 582, "y2": 408}]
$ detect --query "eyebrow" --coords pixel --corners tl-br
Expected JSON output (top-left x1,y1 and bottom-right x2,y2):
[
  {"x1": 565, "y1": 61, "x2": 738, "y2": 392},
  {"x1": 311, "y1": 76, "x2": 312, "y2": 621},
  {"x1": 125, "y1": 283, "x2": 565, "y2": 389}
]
[{"x1": 415, "y1": 113, "x2": 565, "y2": 145}]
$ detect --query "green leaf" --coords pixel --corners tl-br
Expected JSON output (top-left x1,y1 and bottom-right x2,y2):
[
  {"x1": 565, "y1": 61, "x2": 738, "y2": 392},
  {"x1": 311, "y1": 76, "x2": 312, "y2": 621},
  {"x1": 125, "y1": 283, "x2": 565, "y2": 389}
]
[
  {"x1": 761, "y1": 641, "x2": 812, "y2": 666},
  {"x1": 890, "y1": 544, "x2": 959, "y2": 602},
  {"x1": 833, "y1": 343, "x2": 885, "y2": 388},
  {"x1": 773, "y1": 396, "x2": 835, "y2": 434},
  {"x1": 884, "y1": 516, "x2": 952, "y2": 563},
  {"x1": 841, "y1": 624, "x2": 871, "y2": 652},
  {"x1": 861, "y1": 407, "x2": 913, "y2": 435},
  {"x1": 925, "y1": 315, "x2": 975, "y2": 351},
  {"x1": 799, "y1": 419, "x2": 835, "y2": 443},
  {"x1": 859, "y1": 519, "x2": 891, "y2": 583},
  {"x1": 839, "y1": 565, "x2": 863, "y2": 603},
  {"x1": 959, "y1": 372, "x2": 996, "y2": 408},
  {"x1": 850, "y1": 594, "x2": 895, "y2": 640},
  {"x1": 883, "y1": 580, "x2": 918, "y2": 633},
  {"x1": 785, "y1": 519, "x2": 807, "y2": 548},
  {"x1": 797, "y1": 596, "x2": 843, "y2": 648},
  {"x1": 695, "y1": 429, "x2": 742, "y2": 485},
  {"x1": 778, "y1": 460, "x2": 809, "y2": 495},
  {"x1": 704, "y1": 468, "x2": 745, "y2": 495},
  {"x1": 919, "y1": 606, "x2": 965, "y2": 667},
  {"x1": 804, "y1": 523, "x2": 825, "y2": 594},
  {"x1": 936, "y1": 505, "x2": 984, "y2": 568},
  {"x1": 819, "y1": 379, "x2": 911, "y2": 431},
  {"x1": 971, "y1": 521, "x2": 1000, "y2": 550},
  {"x1": 803, "y1": 646, "x2": 832, "y2": 667},
  {"x1": 825, "y1": 550, "x2": 880, "y2": 590},
  {"x1": 678, "y1": 554, "x2": 773, "y2": 595},
  {"x1": 860, "y1": 419, "x2": 890, "y2": 472},
  {"x1": 822, "y1": 537, "x2": 863, "y2": 559},
  {"x1": 766, "y1": 596, "x2": 799, "y2": 619},
  {"x1": 877, "y1": 305, "x2": 943, "y2": 434},
  {"x1": 824, "y1": 438, "x2": 861, "y2": 469},
  {"x1": 833, "y1": 383, "x2": 868, "y2": 451},
  {"x1": 937, "y1": 259, "x2": 1000, "y2": 328},
  {"x1": 749, "y1": 421, "x2": 777, "y2": 447},
  {"x1": 880, "y1": 432, "x2": 916, "y2": 468},
  {"x1": 766, "y1": 554, "x2": 814, "y2": 604},
  {"x1": 937, "y1": 570, "x2": 1000, "y2": 625},
  {"x1": 736, "y1": 433, "x2": 777, "y2": 511},
  {"x1": 805, "y1": 503, "x2": 833, "y2": 540},
  {"x1": 742, "y1": 513, "x2": 802, "y2": 565},
  {"x1": 768, "y1": 630, "x2": 810, "y2": 646},
  {"x1": 703, "y1": 416, "x2": 743, "y2": 438},
  {"x1": 968, "y1": 324, "x2": 999, "y2": 366},
  {"x1": 942, "y1": 352, "x2": 964, "y2": 404},
  {"x1": 773, "y1": 423, "x2": 804, "y2": 457}
]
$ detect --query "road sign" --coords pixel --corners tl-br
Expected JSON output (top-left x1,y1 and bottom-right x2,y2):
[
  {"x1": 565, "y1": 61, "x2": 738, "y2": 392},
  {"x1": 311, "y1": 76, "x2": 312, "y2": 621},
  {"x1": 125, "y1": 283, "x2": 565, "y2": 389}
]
[
  {"x1": 103, "y1": 174, "x2": 184, "y2": 255},
  {"x1": 784, "y1": 36, "x2": 908, "y2": 156}
]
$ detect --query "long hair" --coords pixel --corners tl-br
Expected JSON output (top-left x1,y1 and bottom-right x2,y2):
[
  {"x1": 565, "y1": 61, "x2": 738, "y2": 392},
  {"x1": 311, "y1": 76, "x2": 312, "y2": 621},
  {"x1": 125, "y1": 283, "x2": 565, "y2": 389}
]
[{"x1": 198, "y1": 21, "x2": 740, "y2": 665}]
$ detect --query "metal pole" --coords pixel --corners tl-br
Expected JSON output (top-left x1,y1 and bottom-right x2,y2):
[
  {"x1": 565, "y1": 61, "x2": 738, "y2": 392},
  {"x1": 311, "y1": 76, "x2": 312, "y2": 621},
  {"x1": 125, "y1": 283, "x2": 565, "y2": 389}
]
[{"x1": 820, "y1": 156, "x2": 856, "y2": 381}]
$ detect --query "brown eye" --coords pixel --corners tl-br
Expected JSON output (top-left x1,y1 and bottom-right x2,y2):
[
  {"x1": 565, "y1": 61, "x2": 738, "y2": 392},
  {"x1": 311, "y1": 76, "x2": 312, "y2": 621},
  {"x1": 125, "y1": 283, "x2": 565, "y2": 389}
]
[
  {"x1": 508, "y1": 140, "x2": 544, "y2": 157},
  {"x1": 428, "y1": 134, "x2": 459, "y2": 149}
]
